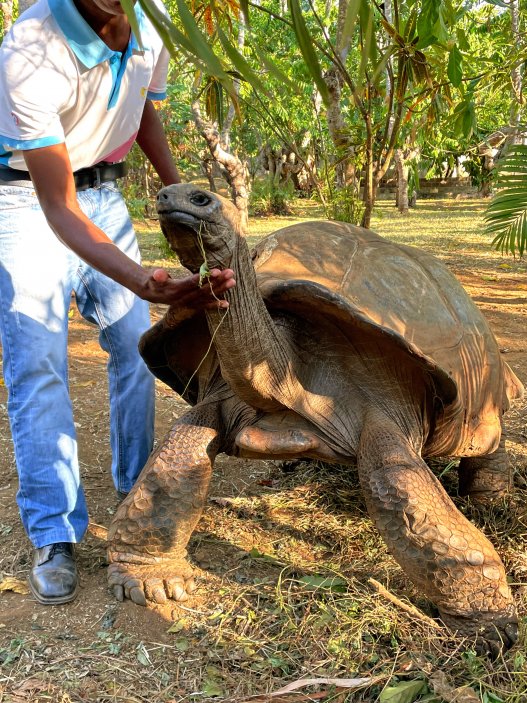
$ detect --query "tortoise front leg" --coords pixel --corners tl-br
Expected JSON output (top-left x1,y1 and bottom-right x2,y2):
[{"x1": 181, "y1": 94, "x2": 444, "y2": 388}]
[
  {"x1": 107, "y1": 404, "x2": 222, "y2": 606},
  {"x1": 357, "y1": 410, "x2": 517, "y2": 656},
  {"x1": 458, "y1": 435, "x2": 511, "y2": 502}
]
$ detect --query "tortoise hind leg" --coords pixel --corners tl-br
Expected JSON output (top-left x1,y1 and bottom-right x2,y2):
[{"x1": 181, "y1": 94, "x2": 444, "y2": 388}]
[
  {"x1": 458, "y1": 436, "x2": 511, "y2": 503},
  {"x1": 357, "y1": 410, "x2": 517, "y2": 657}
]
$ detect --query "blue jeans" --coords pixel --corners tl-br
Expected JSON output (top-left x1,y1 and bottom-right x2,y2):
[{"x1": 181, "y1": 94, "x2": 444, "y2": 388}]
[{"x1": 0, "y1": 182, "x2": 155, "y2": 547}]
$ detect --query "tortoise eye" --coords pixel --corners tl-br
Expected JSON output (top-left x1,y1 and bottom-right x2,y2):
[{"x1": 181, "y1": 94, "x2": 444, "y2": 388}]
[{"x1": 190, "y1": 192, "x2": 211, "y2": 207}]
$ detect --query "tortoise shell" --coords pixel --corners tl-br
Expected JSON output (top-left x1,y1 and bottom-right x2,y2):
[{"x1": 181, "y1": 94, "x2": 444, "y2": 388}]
[
  {"x1": 251, "y1": 221, "x2": 522, "y2": 457},
  {"x1": 141, "y1": 220, "x2": 523, "y2": 459}
]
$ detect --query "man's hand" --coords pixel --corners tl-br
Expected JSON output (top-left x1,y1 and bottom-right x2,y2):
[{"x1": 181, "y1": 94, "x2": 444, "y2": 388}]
[{"x1": 140, "y1": 267, "x2": 236, "y2": 309}]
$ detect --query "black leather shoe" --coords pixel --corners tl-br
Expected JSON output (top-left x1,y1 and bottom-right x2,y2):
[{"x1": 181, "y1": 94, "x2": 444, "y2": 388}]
[{"x1": 28, "y1": 543, "x2": 78, "y2": 605}]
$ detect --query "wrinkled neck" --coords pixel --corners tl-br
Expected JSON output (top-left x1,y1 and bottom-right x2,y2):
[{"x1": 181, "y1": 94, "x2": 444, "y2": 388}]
[{"x1": 205, "y1": 237, "x2": 293, "y2": 412}]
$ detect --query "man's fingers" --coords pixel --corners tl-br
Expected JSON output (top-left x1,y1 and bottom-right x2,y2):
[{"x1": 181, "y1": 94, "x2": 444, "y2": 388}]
[
  {"x1": 152, "y1": 268, "x2": 171, "y2": 283},
  {"x1": 203, "y1": 299, "x2": 229, "y2": 310},
  {"x1": 144, "y1": 268, "x2": 235, "y2": 307},
  {"x1": 209, "y1": 268, "x2": 235, "y2": 281},
  {"x1": 207, "y1": 268, "x2": 236, "y2": 294}
]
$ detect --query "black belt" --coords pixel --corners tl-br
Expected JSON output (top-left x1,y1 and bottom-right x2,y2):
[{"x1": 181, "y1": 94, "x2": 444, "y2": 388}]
[{"x1": 0, "y1": 161, "x2": 127, "y2": 190}]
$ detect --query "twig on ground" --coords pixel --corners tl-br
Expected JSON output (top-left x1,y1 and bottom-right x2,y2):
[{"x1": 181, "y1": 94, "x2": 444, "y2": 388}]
[
  {"x1": 87, "y1": 522, "x2": 108, "y2": 541},
  {"x1": 368, "y1": 577, "x2": 441, "y2": 629}
]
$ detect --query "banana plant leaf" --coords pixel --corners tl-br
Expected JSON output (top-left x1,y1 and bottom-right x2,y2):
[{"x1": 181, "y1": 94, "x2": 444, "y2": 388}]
[
  {"x1": 485, "y1": 145, "x2": 527, "y2": 257},
  {"x1": 132, "y1": 0, "x2": 233, "y2": 89}
]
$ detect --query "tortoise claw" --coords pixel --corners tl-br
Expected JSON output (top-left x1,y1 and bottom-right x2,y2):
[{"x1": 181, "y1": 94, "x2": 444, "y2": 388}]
[
  {"x1": 165, "y1": 577, "x2": 190, "y2": 601},
  {"x1": 479, "y1": 619, "x2": 519, "y2": 659},
  {"x1": 113, "y1": 584, "x2": 124, "y2": 602},
  {"x1": 129, "y1": 585, "x2": 148, "y2": 606},
  {"x1": 440, "y1": 608, "x2": 518, "y2": 658},
  {"x1": 107, "y1": 560, "x2": 196, "y2": 607},
  {"x1": 145, "y1": 578, "x2": 168, "y2": 604}
]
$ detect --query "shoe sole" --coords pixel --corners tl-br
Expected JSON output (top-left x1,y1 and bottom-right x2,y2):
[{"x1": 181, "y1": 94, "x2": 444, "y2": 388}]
[{"x1": 27, "y1": 578, "x2": 79, "y2": 605}]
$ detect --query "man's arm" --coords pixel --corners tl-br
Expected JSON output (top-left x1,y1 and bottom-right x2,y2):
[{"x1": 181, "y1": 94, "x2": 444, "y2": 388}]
[
  {"x1": 136, "y1": 99, "x2": 182, "y2": 187},
  {"x1": 23, "y1": 143, "x2": 234, "y2": 308}
]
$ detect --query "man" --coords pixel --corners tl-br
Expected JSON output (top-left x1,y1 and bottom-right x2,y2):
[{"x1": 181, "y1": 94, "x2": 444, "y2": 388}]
[{"x1": 0, "y1": 0, "x2": 235, "y2": 605}]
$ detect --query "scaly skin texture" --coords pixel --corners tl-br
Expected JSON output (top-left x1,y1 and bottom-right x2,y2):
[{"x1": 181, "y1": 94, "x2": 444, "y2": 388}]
[
  {"x1": 458, "y1": 436, "x2": 511, "y2": 502},
  {"x1": 109, "y1": 184, "x2": 522, "y2": 656},
  {"x1": 107, "y1": 404, "x2": 221, "y2": 605},
  {"x1": 358, "y1": 410, "x2": 517, "y2": 656}
]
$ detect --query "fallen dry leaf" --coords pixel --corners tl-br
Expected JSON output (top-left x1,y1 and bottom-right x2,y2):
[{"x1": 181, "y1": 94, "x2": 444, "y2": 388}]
[
  {"x1": 0, "y1": 576, "x2": 29, "y2": 595},
  {"x1": 429, "y1": 671, "x2": 479, "y2": 702},
  {"x1": 9, "y1": 677, "x2": 58, "y2": 703},
  {"x1": 234, "y1": 677, "x2": 374, "y2": 701}
]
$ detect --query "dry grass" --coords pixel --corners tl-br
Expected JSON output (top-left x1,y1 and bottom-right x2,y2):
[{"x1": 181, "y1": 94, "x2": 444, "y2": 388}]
[{"x1": 0, "y1": 195, "x2": 526, "y2": 702}]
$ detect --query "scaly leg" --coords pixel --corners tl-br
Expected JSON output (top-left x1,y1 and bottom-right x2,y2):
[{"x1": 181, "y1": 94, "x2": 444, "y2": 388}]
[
  {"x1": 458, "y1": 435, "x2": 511, "y2": 502},
  {"x1": 107, "y1": 403, "x2": 222, "y2": 606},
  {"x1": 358, "y1": 410, "x2": 517, "y2": 656}
]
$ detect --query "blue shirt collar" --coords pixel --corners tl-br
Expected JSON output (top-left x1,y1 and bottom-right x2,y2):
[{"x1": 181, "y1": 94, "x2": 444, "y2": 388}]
[{"x1": 48, "y1": 0, "x2": 144, "y2": 67}]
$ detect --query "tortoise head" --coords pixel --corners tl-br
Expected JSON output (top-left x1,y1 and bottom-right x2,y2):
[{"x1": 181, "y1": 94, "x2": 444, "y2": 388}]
[{"x1": 156, "y1": 183, "x2": 242, "y2": 273}]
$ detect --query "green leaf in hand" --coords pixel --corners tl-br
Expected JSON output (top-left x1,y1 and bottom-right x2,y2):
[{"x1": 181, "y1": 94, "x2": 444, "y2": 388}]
[{"x1": 199, "y1": 262, "x2": 211, "y2": 287}]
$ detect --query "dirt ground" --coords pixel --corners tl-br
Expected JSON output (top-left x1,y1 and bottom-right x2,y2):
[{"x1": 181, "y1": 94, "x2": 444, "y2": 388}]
[{"x1": 0, "y1": 202, "x2": 525, "y2": 702}]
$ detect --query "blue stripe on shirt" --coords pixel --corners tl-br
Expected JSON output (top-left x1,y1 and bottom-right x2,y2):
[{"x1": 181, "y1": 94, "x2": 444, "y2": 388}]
[
  {"x1": 147, "y1": 90, "x2": 166, "y2": 101},
  {"x1": 0, "y1": 135, "x2": 63, "y2": 150}
]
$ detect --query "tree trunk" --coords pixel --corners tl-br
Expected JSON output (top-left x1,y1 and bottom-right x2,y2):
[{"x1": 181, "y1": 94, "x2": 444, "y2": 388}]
[
  {"x1": 394, "y1": 148, "x2": 409, "y2": 214},
  {"x1": 191, "y1": 97, "x2": 249, "y2": 229},
  {"x1": 325, "y1": 67, "x2": 356, "y2": 188},
  {"x1": 509, "y1": 0, "x2": 523, "y2": 145},
  {"x1": 362, "y1": 116, "x2": 375, "y2": 228},
  {"x1": 201, "y1": 157, "x2": 217, "y2": 193},
  {"x1": 220, "y1": 13, "x2": 245, "y2": 151},
  {"x1": 323, "y1": 0, "x2": 357, "y2": 191}
]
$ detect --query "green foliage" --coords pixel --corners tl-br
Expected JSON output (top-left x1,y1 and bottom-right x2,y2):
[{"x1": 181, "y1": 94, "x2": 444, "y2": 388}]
[
  {"x1": 463, "y1": 154, "x2": 495, "y2": 193},
  {"x1": 130, "y1": 0, "x2": 524, "y2": 243},
  {"x1": 120, "y1": 143, "x2": 160, "y2": 219},
  {"x1": 249, "y1": 179, "x2": 295, "y2": 216},
  {"x1": 296, "y1": 575, "x2": 348, "y2": 593},
  {"x1": 452, "y1": 92, "x2": 477, "y2": 141},
  {"x1": 379, "y1": 678, "x2": 428, "y2": 703},
  {"x1": 286, "y1": 0, "x2": 329, "y2": 106},
  {"x1": 124, "y1": 191, "x2": 150, "y2": 220},
  {"x1": 485, "y1": 145, "x2": 527, "y2": 257},
  {"x1": 416, "y1": 0, "x2": 442, "y2": 49},
  {"x1": 322, "y1": 184, "x2": 365, "y2": 226},
  {"x1": 447, "y1": 45, "x2": 463, "y2": 88}
]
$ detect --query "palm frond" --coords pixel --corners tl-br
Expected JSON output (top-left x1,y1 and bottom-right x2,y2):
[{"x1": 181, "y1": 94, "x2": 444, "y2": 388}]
[{"x1": 484, "y1": 144, "x2": 527, "y2": 257}]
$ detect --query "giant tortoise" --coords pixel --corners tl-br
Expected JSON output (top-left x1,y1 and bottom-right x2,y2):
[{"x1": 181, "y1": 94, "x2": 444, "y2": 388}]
[{"x1": 108, "y1": 184, "x2": 524, "y2": 655}]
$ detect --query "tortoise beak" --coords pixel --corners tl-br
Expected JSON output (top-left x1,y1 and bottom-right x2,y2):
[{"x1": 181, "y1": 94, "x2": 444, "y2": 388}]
[{"x1": 157, "y1": 209, "x2": 200, "y2": 226}]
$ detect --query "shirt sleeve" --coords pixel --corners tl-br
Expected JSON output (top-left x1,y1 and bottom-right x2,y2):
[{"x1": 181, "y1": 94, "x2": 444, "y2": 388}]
[
  {"x1": 0, "y1": 35, "x2": 68, "y2": 150},
  {"x1": 147, "y1": 44, "x2": 170, "y2": 101}
]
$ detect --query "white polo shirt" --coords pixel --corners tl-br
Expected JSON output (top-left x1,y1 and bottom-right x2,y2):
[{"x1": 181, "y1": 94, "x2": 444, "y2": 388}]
[{"x1": 0, "y1": 0, "x2": 170, "y2": 172}]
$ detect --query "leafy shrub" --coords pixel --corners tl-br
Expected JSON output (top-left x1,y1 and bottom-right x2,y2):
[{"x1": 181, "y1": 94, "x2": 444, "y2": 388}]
[
  {"x1": 322, "y1": 184, "x2": 364, "y2": 225},
  {"x1": 249, "y1": 179, "x2": 295, "y2": 216}
]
